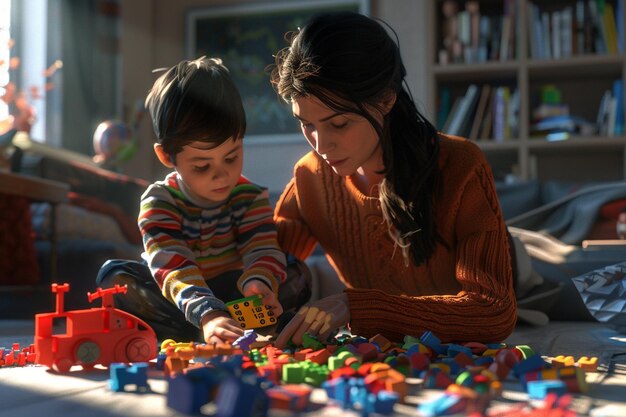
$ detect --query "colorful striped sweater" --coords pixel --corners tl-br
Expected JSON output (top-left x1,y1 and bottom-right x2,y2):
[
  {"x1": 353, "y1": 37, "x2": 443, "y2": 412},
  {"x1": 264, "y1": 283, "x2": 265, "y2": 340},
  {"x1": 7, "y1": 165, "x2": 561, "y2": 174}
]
[
  {"x1": 139, "y1": 172, "x2": 286, "y2": 327},
  {"x1": 274, "y1": 134, "x2": 516, "y2": 343}
]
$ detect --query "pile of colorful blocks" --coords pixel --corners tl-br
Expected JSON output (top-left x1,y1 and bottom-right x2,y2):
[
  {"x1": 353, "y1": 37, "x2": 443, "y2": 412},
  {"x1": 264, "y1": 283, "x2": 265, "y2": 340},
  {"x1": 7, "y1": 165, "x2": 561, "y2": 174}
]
[{"x1": 145, "y1": 329, "x2": 596, "y2": 416}]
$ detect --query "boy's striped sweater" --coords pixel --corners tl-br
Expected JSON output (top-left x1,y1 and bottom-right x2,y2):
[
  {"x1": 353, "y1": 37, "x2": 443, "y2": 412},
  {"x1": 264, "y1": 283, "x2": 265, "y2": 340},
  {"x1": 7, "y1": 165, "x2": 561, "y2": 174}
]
[{"x1": 139, "y1": 172, "x2": 286, "y2": 327}]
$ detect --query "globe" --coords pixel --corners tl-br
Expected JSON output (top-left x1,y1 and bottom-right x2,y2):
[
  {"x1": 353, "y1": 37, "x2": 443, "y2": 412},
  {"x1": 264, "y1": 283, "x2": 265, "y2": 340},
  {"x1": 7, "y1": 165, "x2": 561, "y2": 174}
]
[{"x1": 92, "y1": 120, "x2": 132, "y2": 163}]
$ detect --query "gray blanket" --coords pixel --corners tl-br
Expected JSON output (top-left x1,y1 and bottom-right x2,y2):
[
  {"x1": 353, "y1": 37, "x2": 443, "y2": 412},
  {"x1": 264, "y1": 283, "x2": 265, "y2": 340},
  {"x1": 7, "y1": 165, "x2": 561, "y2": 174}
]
[{"x1": 507, "y1": 181, "x2": 626, "y2": 245}]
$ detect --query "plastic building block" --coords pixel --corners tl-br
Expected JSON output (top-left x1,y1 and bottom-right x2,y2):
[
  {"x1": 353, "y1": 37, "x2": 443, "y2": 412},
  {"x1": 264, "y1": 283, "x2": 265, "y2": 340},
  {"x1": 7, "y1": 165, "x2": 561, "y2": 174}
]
[
  {"x1": 371, "y1": 390, "x2": 399, "y2": 415},
  {"x1": 576, "y1": 356, "x2": 598, "y2": 372},
  {"x1": 527, "y1": 379, "x2": 567, "y2": 399},
  {"x1": 34, "y1": 283, "x2": 158, "y2": 373},
  {"x1": 266, "y1": 384, "x2": 312, "y2": 411},
  {"x1": 418, "y1": 393, "x2": 466, "y2": 417},
  {"x1": 552, "y1": 355, "x2": 575, "y2": 368},
  {"x1": 233, "y1": 329, "x2": 258, "y2": 350},
  {"x1": 282, "y1": 362, "x2": 306, "y2": 383},
  {"x1": 226, "y1": 294, "x2": 276, "y2": 329},
  {"x1": 512, "y1": 354, "x2": 547, "y2": 378},
  {"x1": 420, "y1": 331, "x2": 447, "y2": 355},
  {"x1": 369, "y1": 334, "x2": 392, "y2": 352},
  {"x1": 167, "y1": 366, "x2": 220, "y2": 414},
  {"x1": 213, "y1": 376, "x2": 269, "y2": 417},
  {"x1": 108, "y1": 362, "x2": 150, "y2": 392}
]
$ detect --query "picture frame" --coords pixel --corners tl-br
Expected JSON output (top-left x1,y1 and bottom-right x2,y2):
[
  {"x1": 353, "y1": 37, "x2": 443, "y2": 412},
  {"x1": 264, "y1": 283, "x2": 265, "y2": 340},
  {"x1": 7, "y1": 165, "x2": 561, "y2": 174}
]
[{"x1": 185, "y1": 0, "x2": 370, "y2": 143}]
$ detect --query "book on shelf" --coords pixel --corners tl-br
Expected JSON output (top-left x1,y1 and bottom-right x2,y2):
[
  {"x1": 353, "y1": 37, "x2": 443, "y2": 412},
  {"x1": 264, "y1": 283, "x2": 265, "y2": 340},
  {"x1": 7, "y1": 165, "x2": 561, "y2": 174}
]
[
  {"x1": 596, "y1": 89, "x2": 613, "y2": 136},
  {"x1": 589, "y1": 0, "x2": 607, "y2": 54},
  {"x1": 582, "y1": 0, "x2": 595, "y2": 53},
  {"x1": 507, "y1": 89, "x2": 520, "y2": 139},
  {"x1": 442, "y1": 96, "x2": 462, "y2": 134},
  {"x1": 539, "y1": 11, "x2": 551, "y2": 58},
  {"x1": 438, "y1": 1, "x2": 518, "y2": 64},
  {"x1": 575, "y1": 0, "x2": 586, "y2": 54},
  {"x1": 469, "y1": 84, "x2": 492, "y2": 141},
  {"x1": 500, "y1": 15, "x2": 513, "y2": 61},
  {"x1": 527, "y1": 2, "x2": 539, "y2": 58},
  {"x1": 492, "y1": 86, "x2": 510, "y2": 142},
  {"x1": 445, "y1": 84, "x2": 479, "y2": 137},
  {"x1": 502, "y1": 0, "x2": 517, "y2": 60},
  {"x1": 436, "y1": 87, "x2": 451, "y2": 131},
  {"x1": 606, "y1": 95, "x2": 617, "y2": 137},
  {"x1": 560, "y1": 6, "x2": 574, "y2": 58},
  {"x1": 601, "y1": 2, "x2": 619, "y2": 53},
  {"x1": 618, "y1": 0, "x2": 625, "y2": 53},
  {"x1": 613, "y1": 79, "x2": 624, "y2": 135},
  {"x1": 479, "y1": 89, "x2": 495, "y2": 140}
]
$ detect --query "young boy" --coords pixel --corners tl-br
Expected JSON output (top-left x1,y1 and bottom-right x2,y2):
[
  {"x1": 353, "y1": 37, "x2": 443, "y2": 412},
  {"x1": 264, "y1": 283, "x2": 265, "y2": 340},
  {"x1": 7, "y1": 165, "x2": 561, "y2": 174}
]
[{"x1": 96, "y1": 57, "x2": 309, "y2": 344}]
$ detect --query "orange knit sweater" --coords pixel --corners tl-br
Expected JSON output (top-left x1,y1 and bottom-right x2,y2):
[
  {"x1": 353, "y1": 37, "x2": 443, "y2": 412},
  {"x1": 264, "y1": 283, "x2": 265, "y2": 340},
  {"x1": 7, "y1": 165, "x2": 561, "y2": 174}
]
[{"x1": 274, "y1": 134, "x2": 517, "y2": 343}]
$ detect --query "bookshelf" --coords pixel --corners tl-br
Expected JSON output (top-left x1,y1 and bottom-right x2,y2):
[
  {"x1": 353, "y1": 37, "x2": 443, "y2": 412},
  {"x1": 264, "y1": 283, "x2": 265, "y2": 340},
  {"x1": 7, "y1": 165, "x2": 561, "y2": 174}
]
[{"x1": 426, "y1": 0, "x2": 626, "y2": 182}]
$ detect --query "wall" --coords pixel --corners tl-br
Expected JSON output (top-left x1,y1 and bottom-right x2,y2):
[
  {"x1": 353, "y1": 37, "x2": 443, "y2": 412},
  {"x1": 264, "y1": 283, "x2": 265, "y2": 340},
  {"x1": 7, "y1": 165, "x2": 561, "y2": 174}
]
[{"x1": 119, "y1": 0, "x2": 427, "y2": 193}]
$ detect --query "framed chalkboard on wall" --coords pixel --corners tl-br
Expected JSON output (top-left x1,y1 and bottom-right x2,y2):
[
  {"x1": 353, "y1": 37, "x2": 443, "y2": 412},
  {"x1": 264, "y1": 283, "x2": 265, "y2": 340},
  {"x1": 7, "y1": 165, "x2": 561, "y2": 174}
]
[{"x1": 185, "y1": 0, "x2": 370, "y2": 143}]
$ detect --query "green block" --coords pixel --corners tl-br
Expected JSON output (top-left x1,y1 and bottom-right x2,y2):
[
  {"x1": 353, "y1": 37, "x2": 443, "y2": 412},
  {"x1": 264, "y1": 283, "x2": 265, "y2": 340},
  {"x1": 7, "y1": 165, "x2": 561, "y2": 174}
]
[
  {"x1": 328, "y1": 356, "x2": 345, "y2": 371},
  {"x1": 282, "y1": 363, "x2": 306, "y2": 383}
]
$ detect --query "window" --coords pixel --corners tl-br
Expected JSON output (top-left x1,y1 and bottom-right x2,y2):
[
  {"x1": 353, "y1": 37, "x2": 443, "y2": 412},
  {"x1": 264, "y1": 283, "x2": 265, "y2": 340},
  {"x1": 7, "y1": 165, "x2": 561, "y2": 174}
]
[
  {"x1": 0, "y1": 0, "x2": 10, "y2": 124},
  {"x1": 1, "y1": 0, "x2": 57, "y2": 143}
]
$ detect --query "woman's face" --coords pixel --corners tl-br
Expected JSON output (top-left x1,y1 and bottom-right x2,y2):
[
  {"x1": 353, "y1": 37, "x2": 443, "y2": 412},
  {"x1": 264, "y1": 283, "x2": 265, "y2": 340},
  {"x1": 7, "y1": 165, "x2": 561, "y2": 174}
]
[{"x1": 291, "y1": 95, "x2": 384, "y2": 177}]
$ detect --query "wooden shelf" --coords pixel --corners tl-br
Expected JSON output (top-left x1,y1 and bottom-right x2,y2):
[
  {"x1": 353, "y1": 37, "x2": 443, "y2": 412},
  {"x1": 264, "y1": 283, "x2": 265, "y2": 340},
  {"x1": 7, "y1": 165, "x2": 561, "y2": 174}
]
[
  {"x1": 526, "y1": 136, "x2": 626, "y2": 150},
  {"x1": 432, "y1": 61, "x2": 519, "y2": 78},
  {"x1": 427, "y1": 0, "x2": 626, "y2": 182},
  {"x1": 527, "y1": 54, "x2": 624, "y2": 78},
  {"x1": 474, "y1": 140, "x2": 521, "y2": 151}
]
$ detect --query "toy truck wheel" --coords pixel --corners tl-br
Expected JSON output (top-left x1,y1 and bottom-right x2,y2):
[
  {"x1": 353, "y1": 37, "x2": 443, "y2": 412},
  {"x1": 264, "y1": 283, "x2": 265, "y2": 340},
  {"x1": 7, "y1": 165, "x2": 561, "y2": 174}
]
[
  {"x1": 53, "y1": 358, "x2": 73, "y2": 373},
  {"x1": 125, "y1": 337, "x2": 153, "y2": 362},
  {"x1": 74, "y1": 340, "x2": 101, "y2": 367}
]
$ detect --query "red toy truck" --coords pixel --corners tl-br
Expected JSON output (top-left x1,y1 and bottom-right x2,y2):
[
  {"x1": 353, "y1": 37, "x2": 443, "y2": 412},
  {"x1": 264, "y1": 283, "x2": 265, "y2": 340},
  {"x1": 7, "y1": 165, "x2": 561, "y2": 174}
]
[{"x1": 35, "y1": 283, "x2": 157, "y2": 373}]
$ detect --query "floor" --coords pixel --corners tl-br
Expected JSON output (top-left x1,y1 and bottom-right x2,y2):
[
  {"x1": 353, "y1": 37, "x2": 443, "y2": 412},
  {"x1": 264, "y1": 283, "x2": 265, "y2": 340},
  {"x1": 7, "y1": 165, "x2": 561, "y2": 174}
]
[{"x1": 1, "y1": 319, "x2": 626, "y2": 417}]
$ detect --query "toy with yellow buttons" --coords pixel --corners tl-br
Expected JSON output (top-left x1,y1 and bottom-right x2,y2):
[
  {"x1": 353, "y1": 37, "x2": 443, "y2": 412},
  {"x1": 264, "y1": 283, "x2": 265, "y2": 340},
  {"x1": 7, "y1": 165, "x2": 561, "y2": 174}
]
[{"x1": 226, "y1": 294, "x2": 276, "y2": 329}]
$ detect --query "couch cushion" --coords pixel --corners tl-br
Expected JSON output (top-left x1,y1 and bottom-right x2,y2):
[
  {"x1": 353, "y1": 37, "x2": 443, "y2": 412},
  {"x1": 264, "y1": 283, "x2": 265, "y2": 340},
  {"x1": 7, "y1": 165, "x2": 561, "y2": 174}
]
[{"x1": 0, "y1": 193, "x2": 40, "y2": 285}]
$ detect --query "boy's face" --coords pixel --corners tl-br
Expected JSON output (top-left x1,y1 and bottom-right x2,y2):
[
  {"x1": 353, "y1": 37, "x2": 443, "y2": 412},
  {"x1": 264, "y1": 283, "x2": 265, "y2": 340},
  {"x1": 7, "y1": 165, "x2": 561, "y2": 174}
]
[{"x1": 166, "y1": 138, "x2": 243, "y2": 204}]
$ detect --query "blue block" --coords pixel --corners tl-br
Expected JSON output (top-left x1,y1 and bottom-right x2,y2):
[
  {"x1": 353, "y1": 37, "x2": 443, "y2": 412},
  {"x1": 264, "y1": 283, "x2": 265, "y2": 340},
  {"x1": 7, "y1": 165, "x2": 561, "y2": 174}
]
[
  {"x1": 214, "y1": 376, "x2": 268, "y2": 417},
  {"x1": 527, "y1": 380, "x2": 567, "y2": 399},
  {"x1": 108, "y1": 362, "x2": 149, "y2": 392},
  {"x1": 373, "y1": 390, "x2": 399, "y2": 414},
  {"x1": 513, "y1": 354, "x2": 547, "y2": 378},
  {"x1": 418, "y1": 393, "x2": 464, "y2": 417}
]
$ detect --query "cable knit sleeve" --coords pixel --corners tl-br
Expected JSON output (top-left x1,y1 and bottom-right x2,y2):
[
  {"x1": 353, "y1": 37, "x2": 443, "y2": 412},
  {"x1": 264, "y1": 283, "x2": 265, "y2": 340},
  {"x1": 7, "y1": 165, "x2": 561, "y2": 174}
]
[
  {"x1": 346, "y1": 161, "x2": 517, "y2": 343},
  {"x1": 274, "y1": 178, "x2": 319, "y2": 260}
]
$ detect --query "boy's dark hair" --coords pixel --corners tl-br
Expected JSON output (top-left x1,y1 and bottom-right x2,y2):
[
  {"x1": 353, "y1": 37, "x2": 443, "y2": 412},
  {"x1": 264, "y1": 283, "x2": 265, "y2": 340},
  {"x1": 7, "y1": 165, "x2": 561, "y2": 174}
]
[{"x1": 145, "y1": 56, "x2": 246, "y2": 156}]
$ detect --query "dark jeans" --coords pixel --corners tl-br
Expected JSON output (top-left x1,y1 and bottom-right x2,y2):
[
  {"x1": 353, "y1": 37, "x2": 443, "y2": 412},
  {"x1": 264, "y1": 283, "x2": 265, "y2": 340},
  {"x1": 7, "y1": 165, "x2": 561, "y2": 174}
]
[{"x1": 95, "y1": 255, "x2": 312, "y2": 342}]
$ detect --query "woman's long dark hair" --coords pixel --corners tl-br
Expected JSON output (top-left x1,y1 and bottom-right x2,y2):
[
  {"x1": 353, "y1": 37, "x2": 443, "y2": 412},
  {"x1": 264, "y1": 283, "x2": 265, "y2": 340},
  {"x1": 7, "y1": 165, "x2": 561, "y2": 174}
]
[{"x1": 270, "y1": 11, "x2": 443, "y2": 266}]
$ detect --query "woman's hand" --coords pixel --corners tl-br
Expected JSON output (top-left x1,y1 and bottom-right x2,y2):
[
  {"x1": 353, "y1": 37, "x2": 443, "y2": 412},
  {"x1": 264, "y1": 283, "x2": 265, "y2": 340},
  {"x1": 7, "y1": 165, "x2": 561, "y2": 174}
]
[
  {"x1": 200, "y1": 310, "x2": 245, "y2": 344},
  {"x1": 242, "y1": 279, "x2": 284, "y2": 318},
  {"x1": 274, "y1": 292, "x2": 350, "y2": 348}
]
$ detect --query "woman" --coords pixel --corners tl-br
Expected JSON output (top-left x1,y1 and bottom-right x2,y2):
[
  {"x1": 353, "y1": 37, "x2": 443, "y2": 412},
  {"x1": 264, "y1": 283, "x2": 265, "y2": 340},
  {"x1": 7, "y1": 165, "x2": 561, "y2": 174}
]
[{"x1": 270, "y1": 11, "x2": 516, "y2": 347}]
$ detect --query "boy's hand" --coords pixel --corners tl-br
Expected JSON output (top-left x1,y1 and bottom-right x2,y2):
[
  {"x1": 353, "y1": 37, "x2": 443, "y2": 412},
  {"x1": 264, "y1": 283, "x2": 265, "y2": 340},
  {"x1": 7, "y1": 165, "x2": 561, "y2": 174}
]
[
  {"x1": 242, "y1": 279, "x2": 283, "y2": 317},
  {"x1": 275, "y1": 292, "x2": 350, "y2": 348},
  {"x1": 200, "y1": 310, "x2": 244, "y2": 344}
]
